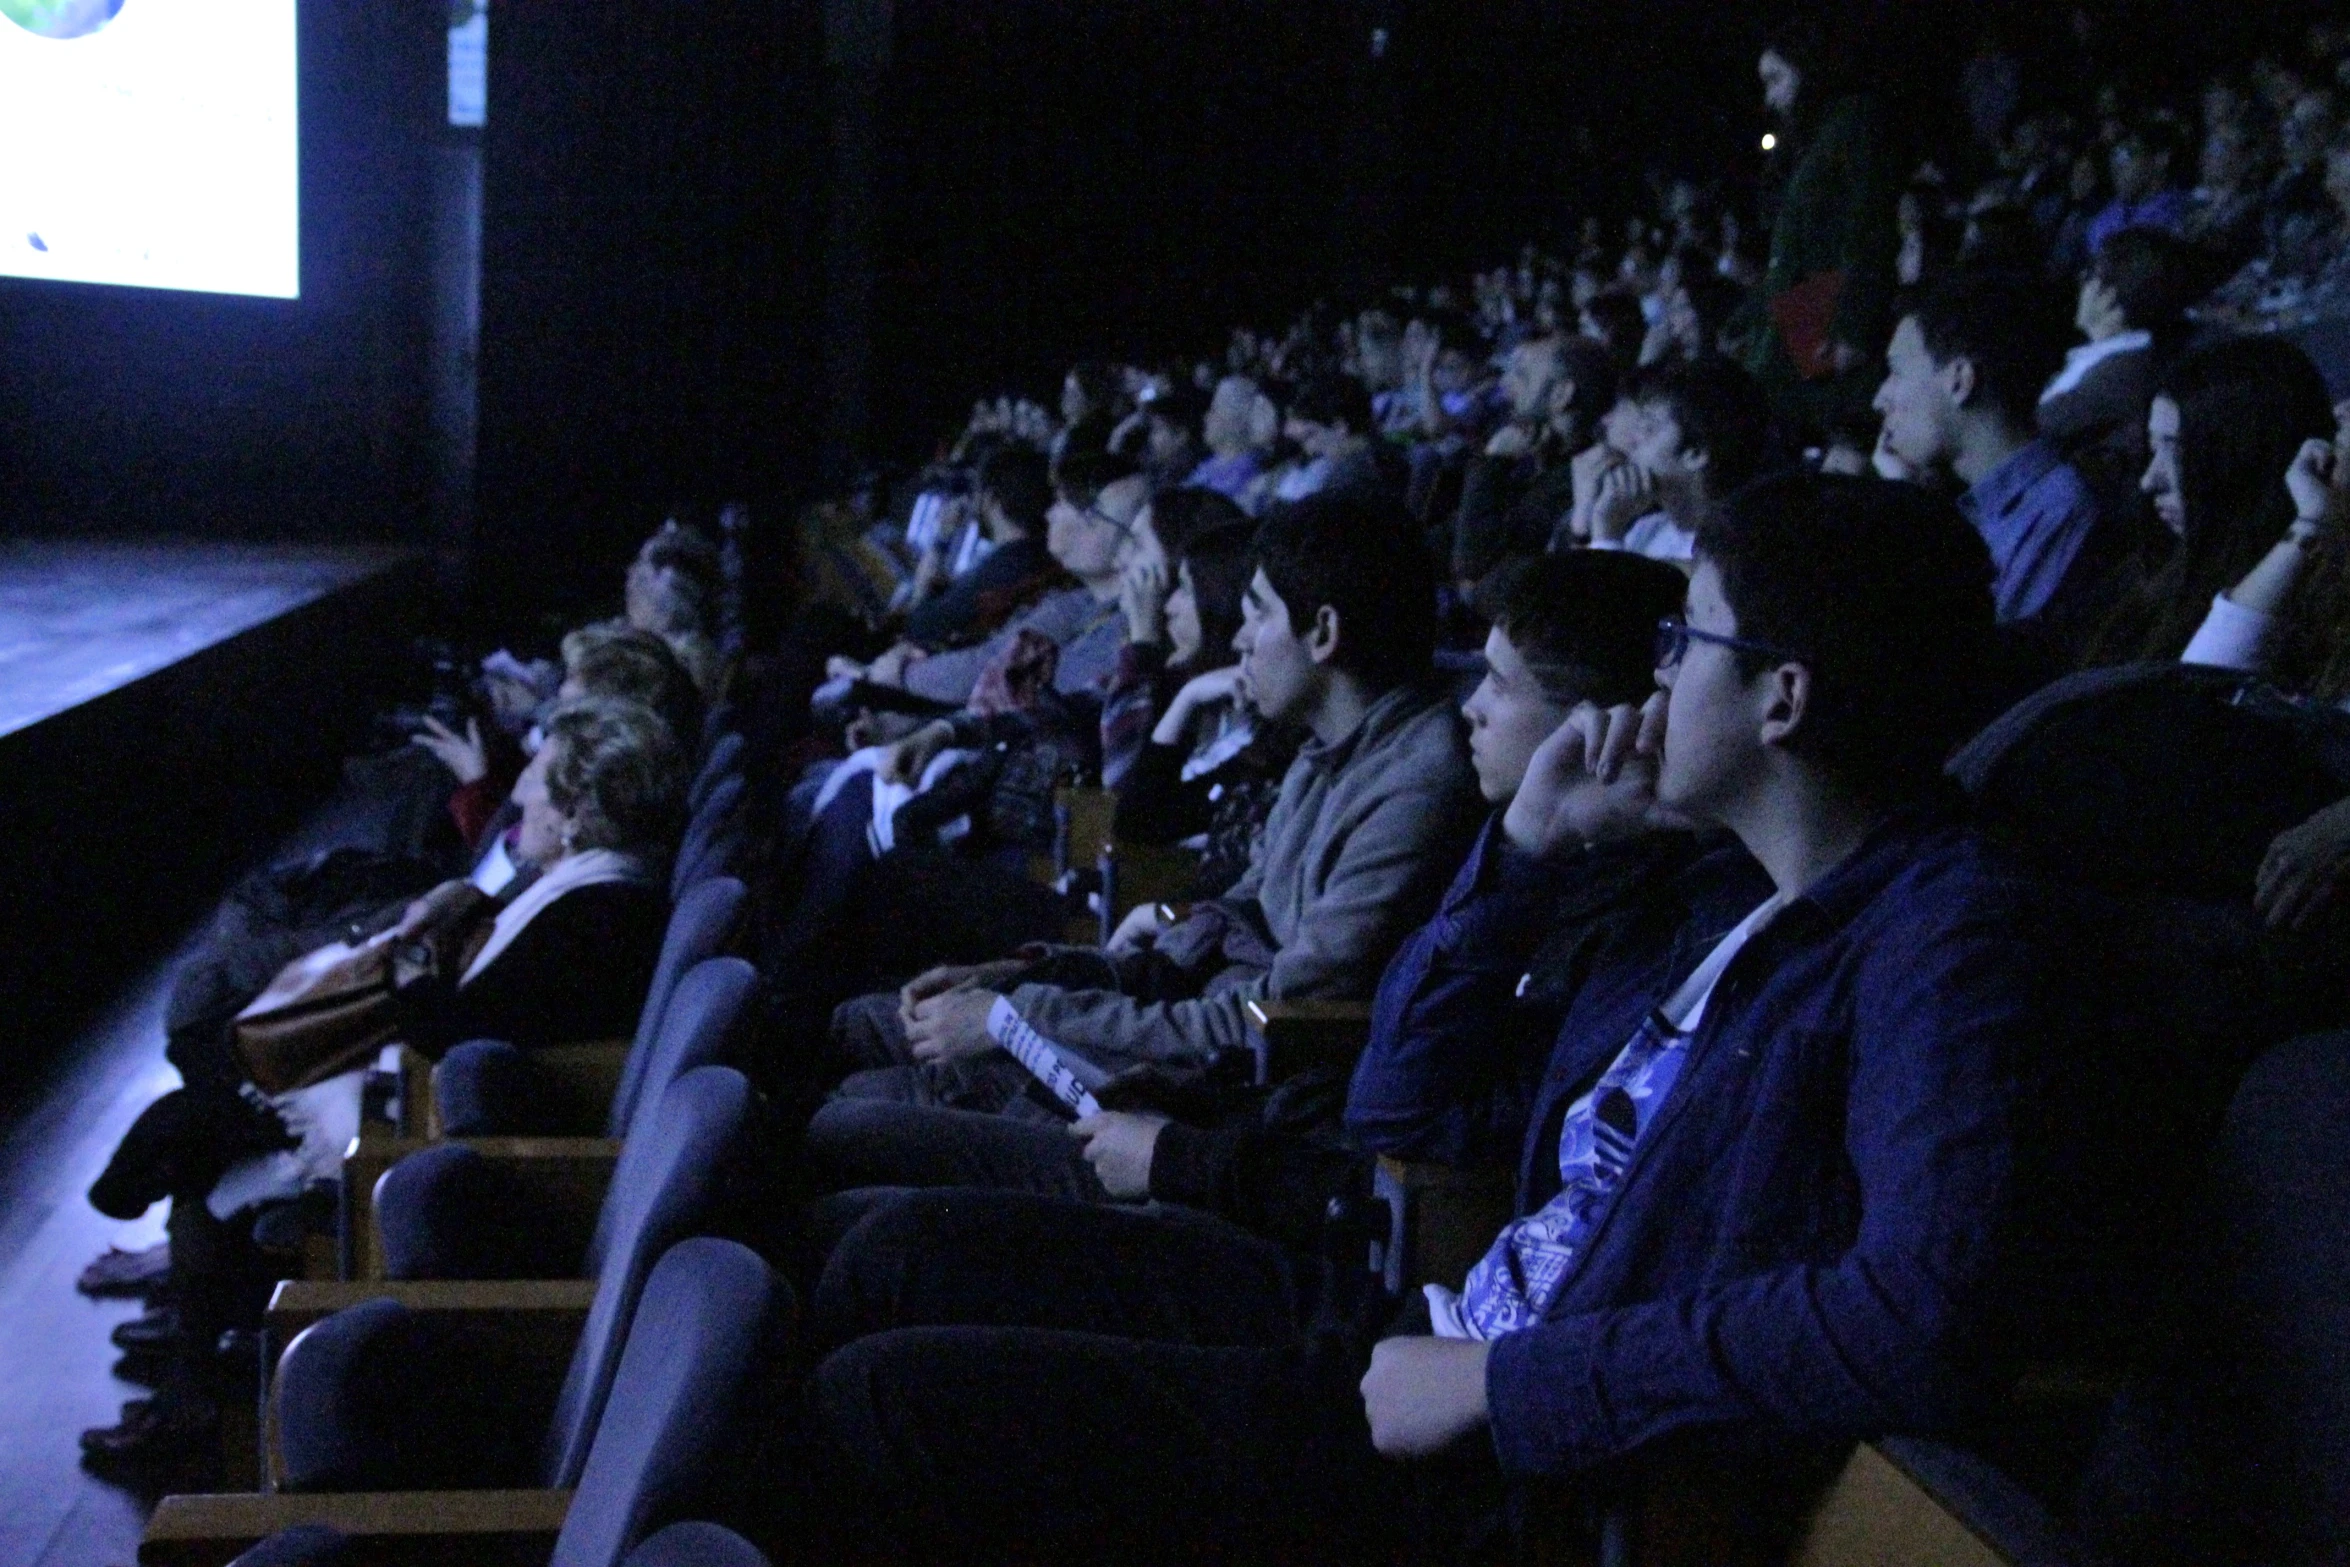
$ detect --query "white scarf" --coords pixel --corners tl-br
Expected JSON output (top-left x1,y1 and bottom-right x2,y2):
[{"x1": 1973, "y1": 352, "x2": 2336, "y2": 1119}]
[{"x1": 461, "y1": 846, "x2": 651, "y2": 985}]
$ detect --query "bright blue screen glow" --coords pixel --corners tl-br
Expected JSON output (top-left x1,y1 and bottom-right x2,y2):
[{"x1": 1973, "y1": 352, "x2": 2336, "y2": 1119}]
[{"x1": 0, "y1": 0, "x2": 299, "y2": 299}]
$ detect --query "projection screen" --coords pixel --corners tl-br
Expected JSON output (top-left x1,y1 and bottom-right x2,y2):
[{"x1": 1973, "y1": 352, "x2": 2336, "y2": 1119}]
[{"x1": 0, "y1": 0, "x2": 298, "y2": 298}]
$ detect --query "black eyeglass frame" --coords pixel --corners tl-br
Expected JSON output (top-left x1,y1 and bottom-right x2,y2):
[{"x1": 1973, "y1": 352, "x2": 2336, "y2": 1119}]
[{"x1": 1654, "y1": 616, "x2": 1808, "y2": 670}]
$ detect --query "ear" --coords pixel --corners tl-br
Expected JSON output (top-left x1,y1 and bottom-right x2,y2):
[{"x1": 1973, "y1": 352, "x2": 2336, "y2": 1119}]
[
  {"x1": 1756, "y1": 661, "x2": 1811, "y2": 750},
  {"x1": 1304, "y1": 604, "x2": 1344, "y2": 667},
  {"x1": 1679, "y1": 444, "x2": 1711, "y2": 478},
  {"x1": 1943, "y1": 354, "x2": 1979, "y2": 412}
]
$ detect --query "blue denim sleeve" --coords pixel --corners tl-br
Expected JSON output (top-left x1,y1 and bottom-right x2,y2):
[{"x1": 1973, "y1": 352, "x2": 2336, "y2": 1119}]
[
  {"x1": 1344, "y1": 815, "x2": 1573, "y2": 1164},
  {"x1": 1482, "y1": 898, "x2": 2041, "y2": 1477}
]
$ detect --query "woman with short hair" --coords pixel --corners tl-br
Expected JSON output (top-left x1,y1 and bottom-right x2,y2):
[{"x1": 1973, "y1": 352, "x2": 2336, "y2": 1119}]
[{"x1": 80, "y1": 696, "x2": 686, "y2": 1464}]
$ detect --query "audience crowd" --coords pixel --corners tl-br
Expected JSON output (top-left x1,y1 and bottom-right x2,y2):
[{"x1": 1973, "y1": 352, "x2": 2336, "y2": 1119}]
[{"x1": 63, "y1": 11, "x2": 2350, "y2": 1567}]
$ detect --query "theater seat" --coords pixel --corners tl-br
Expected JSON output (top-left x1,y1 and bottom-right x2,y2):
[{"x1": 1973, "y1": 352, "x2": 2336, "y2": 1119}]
[
  {"x1": 264, "y1": 1067, "x2": 756, "y2": 1501},
  {"x1": 346, "y1": 958, "x2": 755, "y2": 1280},
  {"x1": 672, "y1": 777, "x2": 748, "y2": 902},
  {"x1": 434, "y1": 876, "x2": 748, "y2": 1139},
  {"x1": 154, "y1": 1237, "x2": 784, "y2": 1567},
  {"x1": 621, "y1": 1523, "x2": 771, "y2": 1567},
  {"x1": 379, "y1": 1044, "x2": 752, "y2": 1289},
  {"x1": 687, "y1": 733, "x2": 745, "y2": 816},
  {"x1": 1776, "y1": 1031, "x2": 2350, "y2": 1567}
]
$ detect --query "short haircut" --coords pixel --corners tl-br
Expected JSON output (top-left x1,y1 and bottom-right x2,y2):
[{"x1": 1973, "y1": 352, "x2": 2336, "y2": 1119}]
[
  {"x1": 635, "y1": 566, "x2": 713, "y2": 641},
  {"x1": 562, "y1": 623, "x2": 704, "y2": 757},
  {"x1": 1051, "y1": 448, "x2": 1142, "y2": 510},
  {"x1": 1142, "y1": 385, "x2": 1206, "y2": 442},
  {"x1": 978, "y1": 444, "x2": 1052, "y2": 537},
  {"x1": 2117, "y1": 113, "x2": 2187, "y2": 173},
  {"x1": 2092, "y1": 226, "x2": 2207, "y2": 332},
  {"x1": 1637, "y1": 357, "x2": 1780, "y2": 496},
  {"x1": 1252, "y1": 491, "x2": 1436, "y2": 691},
  {"x1": 1473, "y1": 552, "x2": 1686, "y2": 707},
  {"x1": 1289, "y1": 373, "x2": 1373, "y2": 435},
  {"x1": 541, "y1": 696, "x2": 689, "y2": 853},
  {"x1": 1554, "y1": 336, "x2": 1621, "y2": 427},
  {"x1": 639, "y1": 522, "x2": 721, "y2": 600},
  {"x1": 1695, "y1": 473, "x2": 1998, "y2": 800},
  {"x1": 1908, "y1": 270, "x2": 2073, "y2": 430},
  {"x1": 1580, "y1": 290, "x2": 1648, "y2": 370}
]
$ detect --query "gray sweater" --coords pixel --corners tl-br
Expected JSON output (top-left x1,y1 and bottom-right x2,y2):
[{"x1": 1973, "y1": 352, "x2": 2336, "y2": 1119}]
[{"x1": 1009, "y1": 677, "x2": 1484, "y2": 1070}]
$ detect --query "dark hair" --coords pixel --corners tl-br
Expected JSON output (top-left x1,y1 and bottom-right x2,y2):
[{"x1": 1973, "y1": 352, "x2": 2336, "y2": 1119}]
[
  {"x1": 1579, "y1": 290, "x2": 1648, "y2": 371},
  {"x1": 1147, "y1": 486, "x2": 1249, "y2": 563},
  {"x1": 1415, "y1": 309, "x2": 1482, "y2": 358},
  {"x1": 1673, "y1": 268, "x2": 1746, "y2": 358},
  {"x1": 1052, "y1": 448, "x2": 1142, "y2": 509},
  {"x1": 1252, "y1": 491, "x2": 1437, "y2": 691},
  {"x1": 1289, "y1": 373, "x2": 1373, "y2": 435},
  {"x1": 2091, "y1": 226, "x2": 2207, "y2": 334},
  {"x1": 1638, "y1": 357, "x2": 1780, "y2": 497},
  {"x1": 1553, "y1": 336, "x2": 1621, "y2": 430},
  {"x1": 1473, "y1": 552, "x2": 1686, "y2": 707},
  {"x1": 1760, "y1": 16, "x2": 1856, "y2": 121},
  {"x1": 2089, "y1": 336, "x2": 2336, "y2": 664},
  {"x1": 1908, "y1": 270, "x2": 2073, "y2": 430},
  {"x1": 1065, "y1": 361, "x2": 1125, "y2": 420},
  {"x1": 2115, "y1": 113, "x2": 2187, "y2": 176},
  {"x1": 1173, "y1": 521, "x2": 1257, "y2": 676},
  {"x1": 1142, "y1": 386, "x2": 1206, "y2": 442},
  {"x1": 566, "y1": 624, "x2": 705, "y2": 758},
  {"x1": 1958, "y1": 205, "x2": 2042, "y2": 275},
  {"x1": 1695, "y1": 473, "x2": 1998, "y2": 799},
  {"x1": 977, "y1": 444, "x2": 1052, "y2": 538}
]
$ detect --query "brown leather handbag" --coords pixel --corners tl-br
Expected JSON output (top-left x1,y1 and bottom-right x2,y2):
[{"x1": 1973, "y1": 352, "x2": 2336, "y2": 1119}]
[{"x1": 232, "y1": 930, "x2": 442, "y2": 1095}]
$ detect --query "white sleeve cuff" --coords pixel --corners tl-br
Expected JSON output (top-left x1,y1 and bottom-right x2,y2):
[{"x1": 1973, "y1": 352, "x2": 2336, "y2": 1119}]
[{"x1": 2180, "y1": 591, "x2": 2276, "y2": 672}]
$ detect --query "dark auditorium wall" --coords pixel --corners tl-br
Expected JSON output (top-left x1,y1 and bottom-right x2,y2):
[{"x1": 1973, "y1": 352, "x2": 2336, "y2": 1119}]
[
  {"x1": 0, "y1": 2, "x2": 445, "y2": 545},
  {"x1": 470, "y1": 0, "x2": 829, "y2": 623}
]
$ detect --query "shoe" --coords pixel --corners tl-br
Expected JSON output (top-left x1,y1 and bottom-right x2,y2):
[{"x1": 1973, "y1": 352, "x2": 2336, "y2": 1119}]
[
  {"x1": 111, "y1": 1307, "x2": 181, "y2": 1354},
  {"x1": 77, "y1": 1241, "x2": 171, "y2": 1298},
  {"x1": 79, "y1": 1391, "x2": 217, "y2": 1468}
]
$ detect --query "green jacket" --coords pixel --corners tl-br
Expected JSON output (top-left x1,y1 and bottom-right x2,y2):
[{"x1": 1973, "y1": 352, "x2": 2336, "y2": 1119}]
[{"x1": 1749, "y1": 94, "x2": 1902, "y2": 369}]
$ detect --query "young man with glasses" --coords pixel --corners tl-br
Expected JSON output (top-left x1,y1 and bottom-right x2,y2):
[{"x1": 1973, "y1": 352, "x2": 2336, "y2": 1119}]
[{"x1": 786, "y1": 474, "x2": 2076, "y2": 1562}]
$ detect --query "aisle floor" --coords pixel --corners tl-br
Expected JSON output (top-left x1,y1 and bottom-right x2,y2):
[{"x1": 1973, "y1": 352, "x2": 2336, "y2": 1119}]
[{"x1": 0, "y1": 937, "x2": 197, "y2": 1567}]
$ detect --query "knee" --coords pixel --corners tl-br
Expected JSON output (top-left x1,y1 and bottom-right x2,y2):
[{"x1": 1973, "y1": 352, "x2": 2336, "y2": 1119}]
[
  {"x1": 829, "y1": 992, "x2": 910, "y2": 1075},
  {"x1": 800, "y1": 1094, "x2": 920, "y2": 1193}
]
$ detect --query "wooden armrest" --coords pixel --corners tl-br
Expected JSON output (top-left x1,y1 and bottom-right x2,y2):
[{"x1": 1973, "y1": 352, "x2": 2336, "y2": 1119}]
[
  {"x1": 1789, "y1": 1442, "x2": 2016, "y2": 1567},
  {"x1": 342, "y1": 1133, "x2": 619, "y2": 1281},
  {"x1": 1243, "y1": 999, "x2": 1374, "y2": 1083},
  {"x1": 1372, "y1": 1156, "x2": 1515, "y2": 1294},
  {"x1": 1099, "y1": 842, "x2": 1197, "y2": 926},
  {"x1": 142, "y1": 1488, "x2": 572, "y2": 1567},
  {"x1": 1052, "y1": 785, "x2": 1119, "y2": 876},
  {"x1": 267, "y1": 1278, "x2": 599, "y2": 1346}
]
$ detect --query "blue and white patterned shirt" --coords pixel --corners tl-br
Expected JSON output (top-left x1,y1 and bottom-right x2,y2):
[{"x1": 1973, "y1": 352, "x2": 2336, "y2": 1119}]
[{"x1": 1431, "y1": 891, "x2": 1790, "y2": 1340}]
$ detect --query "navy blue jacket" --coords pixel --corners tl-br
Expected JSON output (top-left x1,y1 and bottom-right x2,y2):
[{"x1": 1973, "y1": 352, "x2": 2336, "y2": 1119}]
[{"x1": 1347, "y1": 801, "x2": 2059, "y2": 1479}]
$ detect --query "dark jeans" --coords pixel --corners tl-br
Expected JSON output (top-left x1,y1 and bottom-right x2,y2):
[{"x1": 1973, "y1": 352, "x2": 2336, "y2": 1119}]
[
  {"x1": 809, "y1": 1188, "x2": 1303, "y2": 1355},
  {"x1": 801, "y1": 1096, "x2": 1109, "y2": 1203},
  {"x1": 800, "y1": 1189, "x2": 1412, "y2": 1566}
]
